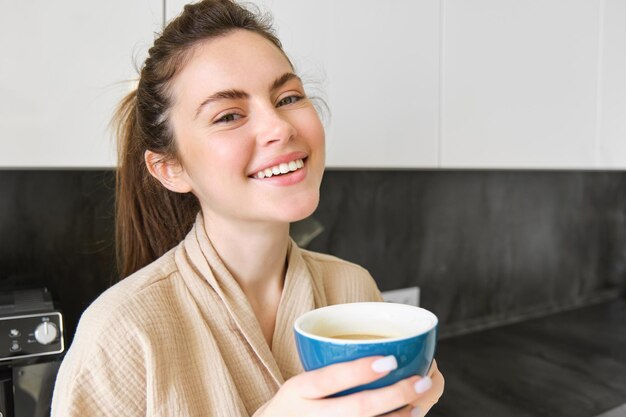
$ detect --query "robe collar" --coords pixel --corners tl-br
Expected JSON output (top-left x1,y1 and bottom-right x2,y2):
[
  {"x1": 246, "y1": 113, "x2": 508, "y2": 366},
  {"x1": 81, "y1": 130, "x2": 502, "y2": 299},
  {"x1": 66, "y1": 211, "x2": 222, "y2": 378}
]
[{"x1": 177, "y1": 213, "x2": 319, "y2": 384}]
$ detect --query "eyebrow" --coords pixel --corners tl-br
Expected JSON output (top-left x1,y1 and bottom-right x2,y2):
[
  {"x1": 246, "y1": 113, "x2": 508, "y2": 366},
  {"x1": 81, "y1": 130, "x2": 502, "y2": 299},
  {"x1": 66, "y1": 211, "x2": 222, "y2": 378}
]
[
  {"x1": 194, "y1": 89, "x2": 248, "y2": 119},
  {"x1": 270, "y1": 72, "x2": 300, "y2": 92},
  {"x1": 194, "y1": 72, "x2": 302, "y2": 119}
]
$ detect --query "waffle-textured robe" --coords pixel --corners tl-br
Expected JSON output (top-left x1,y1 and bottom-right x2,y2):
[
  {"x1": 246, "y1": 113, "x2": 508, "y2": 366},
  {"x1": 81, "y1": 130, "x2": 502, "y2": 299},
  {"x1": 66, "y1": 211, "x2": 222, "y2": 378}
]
[{"x1": 51, "y1": 215, "x2": 383, "y2": 416}]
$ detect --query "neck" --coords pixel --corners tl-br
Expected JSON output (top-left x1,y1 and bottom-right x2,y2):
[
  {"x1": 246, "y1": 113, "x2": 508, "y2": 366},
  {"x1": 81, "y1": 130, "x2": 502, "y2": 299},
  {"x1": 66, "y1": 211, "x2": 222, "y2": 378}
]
[{"x1": 201, "y1": 210, "x2": 291, "y2": 296}]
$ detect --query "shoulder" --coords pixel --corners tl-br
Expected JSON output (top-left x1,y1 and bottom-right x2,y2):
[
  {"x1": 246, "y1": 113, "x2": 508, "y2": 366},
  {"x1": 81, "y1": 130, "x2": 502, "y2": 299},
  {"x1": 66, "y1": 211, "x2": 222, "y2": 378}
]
[
  {"x1": 66, "y1": 248, "x2": 186, "y2": 364},
  {"x1": 53, "y1": 249, "x2": 185, "y2": 408},
  {"x1": 79, "y1": 248, "x2": 180, "y2": 333},
  {"x1": 52, "y1": 253, "x2": 181, "y2": 415},
  {"x1": 298, "y1": 248, "x2": 383, "y2": 303}
]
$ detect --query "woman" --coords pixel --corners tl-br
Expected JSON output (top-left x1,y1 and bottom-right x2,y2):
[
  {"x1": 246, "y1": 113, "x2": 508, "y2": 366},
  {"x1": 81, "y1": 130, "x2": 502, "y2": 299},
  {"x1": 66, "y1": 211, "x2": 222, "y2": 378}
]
[{"x1": 51, "y1": 1, "x2": 444, "y2": 416}]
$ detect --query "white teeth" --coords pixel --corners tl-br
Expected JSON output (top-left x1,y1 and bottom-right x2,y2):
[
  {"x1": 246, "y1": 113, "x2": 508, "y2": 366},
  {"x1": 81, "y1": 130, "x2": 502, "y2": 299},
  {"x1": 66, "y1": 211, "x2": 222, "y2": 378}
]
[{"x1": 253, "y1": 158, "x2": 305, "y2": 179}]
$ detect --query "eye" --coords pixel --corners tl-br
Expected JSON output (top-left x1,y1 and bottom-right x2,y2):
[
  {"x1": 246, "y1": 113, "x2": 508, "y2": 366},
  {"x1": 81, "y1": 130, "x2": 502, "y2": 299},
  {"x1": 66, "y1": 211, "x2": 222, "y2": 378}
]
[
  {"x1": 277, "y1": 95, "x2": 303, "y2": 107},
  {"x1": 214, "y1": 113, "x2": 243, "y2": 124}
]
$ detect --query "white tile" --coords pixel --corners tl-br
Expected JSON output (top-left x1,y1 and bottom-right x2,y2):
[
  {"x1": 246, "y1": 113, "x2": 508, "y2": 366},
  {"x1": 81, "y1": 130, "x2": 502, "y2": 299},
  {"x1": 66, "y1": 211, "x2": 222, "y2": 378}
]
[
  {"x1": 441, "y1": 0, "x2": 601, "y2": 169},
  {"x1": 165, "y1": 0, "x2": 183, "y2": 22},
  {"x1": 597, "y1": 0, "x2": 626, "y2": 168},
  {"x1": 325, "y1": 0, "x2": 440, "y2": 168},
  {"x1": 0, "y1": 0, "x2": 163, "y2": 167}
]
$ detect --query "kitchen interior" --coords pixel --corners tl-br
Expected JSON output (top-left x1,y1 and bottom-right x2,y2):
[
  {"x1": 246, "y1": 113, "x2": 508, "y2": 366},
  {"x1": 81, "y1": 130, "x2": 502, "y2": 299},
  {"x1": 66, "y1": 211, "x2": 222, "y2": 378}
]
[{"x1": 1, "y1": 1, "x2": 625, "y2": 416}]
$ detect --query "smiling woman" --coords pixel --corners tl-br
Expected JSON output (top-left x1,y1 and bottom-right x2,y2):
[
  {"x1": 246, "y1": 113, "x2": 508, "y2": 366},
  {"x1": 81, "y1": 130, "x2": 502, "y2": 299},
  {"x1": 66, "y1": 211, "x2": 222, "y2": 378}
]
[
  {"x1": 153, "y1": 30, "x2": 326, "y2": 230},
  {"x1": 49, "y1": 1, "x2": 443, "y2": 416}
]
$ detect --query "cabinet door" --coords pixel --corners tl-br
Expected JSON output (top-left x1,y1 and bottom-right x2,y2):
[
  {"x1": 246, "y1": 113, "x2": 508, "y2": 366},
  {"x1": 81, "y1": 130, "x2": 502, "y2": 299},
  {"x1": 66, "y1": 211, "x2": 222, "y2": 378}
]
[
  {"x1": 598, "y1": 0, "x2": 626, "y2": 168},
  {"x1": 441, "y1": 0, "x2": 601, "y2": 169},
  {"x1": 166, "y1": 0, "x2": 440, "y2": 168},
  {"x1": 0, "y1": 1, "x2": 163, "y2": 167}
]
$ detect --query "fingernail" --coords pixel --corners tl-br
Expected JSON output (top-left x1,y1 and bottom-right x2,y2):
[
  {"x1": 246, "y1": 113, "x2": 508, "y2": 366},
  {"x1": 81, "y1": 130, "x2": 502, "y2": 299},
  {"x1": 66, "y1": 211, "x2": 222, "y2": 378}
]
[
  {"x1": 411, "y1": 406, "x2": 422, "y2": 417},
  {"x1": 371, "y1": 355, "x2": 398, "y2": 373},
  {"x1": 414, "y1": 376, "x2": 432, "y2": 394}
]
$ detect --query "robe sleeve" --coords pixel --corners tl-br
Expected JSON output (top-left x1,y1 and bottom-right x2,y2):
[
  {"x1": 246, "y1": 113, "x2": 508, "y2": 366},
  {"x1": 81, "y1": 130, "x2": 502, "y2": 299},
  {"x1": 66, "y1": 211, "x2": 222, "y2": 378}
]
[{"x1": 51, "y1": 309, "x2": 147, "y2": 416}]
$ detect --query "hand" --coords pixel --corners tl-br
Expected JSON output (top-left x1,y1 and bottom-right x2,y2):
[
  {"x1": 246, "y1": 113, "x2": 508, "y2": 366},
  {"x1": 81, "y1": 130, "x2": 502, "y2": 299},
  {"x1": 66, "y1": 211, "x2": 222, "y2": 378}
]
[
  {"x1": 253, "y1": 356, "x2": 443, "y2": 417},
  {"x1": 407, "y1": 359, "x2": 445, "y2": 417}
]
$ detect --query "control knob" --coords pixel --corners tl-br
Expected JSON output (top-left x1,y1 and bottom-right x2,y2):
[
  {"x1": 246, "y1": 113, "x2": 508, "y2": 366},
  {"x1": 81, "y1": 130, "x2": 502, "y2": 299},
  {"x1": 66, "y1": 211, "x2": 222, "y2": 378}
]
[{"x1": 34, "y1": 322, "x2": 58, "y2": 345}]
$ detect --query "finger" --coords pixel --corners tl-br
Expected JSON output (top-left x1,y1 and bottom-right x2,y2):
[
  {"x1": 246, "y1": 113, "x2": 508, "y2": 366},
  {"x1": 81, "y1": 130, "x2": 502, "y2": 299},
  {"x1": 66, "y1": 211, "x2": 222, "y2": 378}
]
[
  {"x1": 410, "y1": 365, "x2": 445, "y2": 416},
  {"x1": 327, "y1": 374, "x2": 429, "y2": 417},
  {"x1": 293, "y1": 355, "x2": 397, "y2": 399},
  {"x1": 377, "y1": 404, "x2": 417, "y2": 417}
]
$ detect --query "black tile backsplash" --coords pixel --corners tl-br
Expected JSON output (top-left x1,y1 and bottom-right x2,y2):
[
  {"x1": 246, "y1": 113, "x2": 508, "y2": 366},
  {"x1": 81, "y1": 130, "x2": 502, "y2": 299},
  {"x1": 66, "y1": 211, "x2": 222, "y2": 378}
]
[
  {"x1": 0, "y1": 170, "x2": 116, "y2": 342},
  {"x1": 1, "y1": 169, "x2": 625, "y2": 342},
  {"x1": 309, "y1": 170, "x2": 626, "y2": 336}
]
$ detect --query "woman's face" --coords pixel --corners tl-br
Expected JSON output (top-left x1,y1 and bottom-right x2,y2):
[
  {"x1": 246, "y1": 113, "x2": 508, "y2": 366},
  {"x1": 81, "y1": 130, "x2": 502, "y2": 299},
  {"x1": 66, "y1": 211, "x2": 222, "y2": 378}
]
[{"x1": 168, "y1": 30, "x2": 325, "y2": 226}]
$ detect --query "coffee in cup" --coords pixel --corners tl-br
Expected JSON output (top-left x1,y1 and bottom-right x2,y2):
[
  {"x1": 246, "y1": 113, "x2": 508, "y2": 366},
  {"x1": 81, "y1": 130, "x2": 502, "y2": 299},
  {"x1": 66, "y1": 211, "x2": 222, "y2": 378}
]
[{"x1": 294, "y1": 302, "x2": 438, "y2": 396}]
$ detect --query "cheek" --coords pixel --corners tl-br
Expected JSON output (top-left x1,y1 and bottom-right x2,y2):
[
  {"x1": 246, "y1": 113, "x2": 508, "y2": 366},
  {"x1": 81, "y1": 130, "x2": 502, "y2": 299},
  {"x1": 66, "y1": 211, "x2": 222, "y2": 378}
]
[
  {"x1": 309, "y1": 117, "x2": 326, "y2": 168},
  {"x1": 189, "y1": 131, "x2": 254, "y2": 177},
  {"x1": 312, "y1": 118, "x2": 326, "y2": 148},
  {"x1": 296, "y1": 108, "x2": 326, "y2": 150}
]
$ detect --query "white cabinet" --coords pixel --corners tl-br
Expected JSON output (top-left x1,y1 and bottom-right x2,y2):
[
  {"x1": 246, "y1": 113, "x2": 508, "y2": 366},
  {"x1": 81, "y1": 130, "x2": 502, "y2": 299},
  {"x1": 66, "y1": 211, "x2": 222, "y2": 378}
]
[
  {"x1": 440, "y1": 0, "x2": 601, "y2": 169},
  {"x1": 166, "y1": 0, "x2": 626, "y2": 170},
  {"x1": 0, "y1": 1, "x2": 163, "y2": 168},
  {"x1": 3, "y1": 1, "x2": 624, "y2": 169},
  {"x1": 597, "y1": 0, "x2": 626, "y2": 168},
  {"x1": 166, "y1": 0, "x2": 441, "y2": 168},
  {"x1": 320, "y1": 0, "x2": 440, "y2": 168}
]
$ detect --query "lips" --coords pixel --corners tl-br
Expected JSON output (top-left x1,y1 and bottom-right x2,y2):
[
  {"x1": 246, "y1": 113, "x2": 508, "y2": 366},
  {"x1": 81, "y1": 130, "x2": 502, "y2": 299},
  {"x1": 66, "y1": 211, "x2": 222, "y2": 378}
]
[
  {"x1": 252, "y1": 158, "x2": 305, "y2": 179},
  {"x1": 248, "y1": 151, "x2": 308, "y2": 178}
]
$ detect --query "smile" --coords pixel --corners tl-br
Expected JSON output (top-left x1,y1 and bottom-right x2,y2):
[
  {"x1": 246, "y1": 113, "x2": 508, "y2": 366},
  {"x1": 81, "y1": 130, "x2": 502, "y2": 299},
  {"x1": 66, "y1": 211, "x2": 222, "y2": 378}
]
[{"x1": 252, "y1": 158, "x2": 305, "y2": 179}]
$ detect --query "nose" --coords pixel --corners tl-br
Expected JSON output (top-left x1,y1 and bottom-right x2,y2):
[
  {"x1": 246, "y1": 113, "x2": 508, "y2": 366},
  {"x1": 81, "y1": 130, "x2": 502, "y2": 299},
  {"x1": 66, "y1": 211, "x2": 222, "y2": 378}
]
[{"x1": 254, "y1": 104, "x2": 296, "y2": 146}]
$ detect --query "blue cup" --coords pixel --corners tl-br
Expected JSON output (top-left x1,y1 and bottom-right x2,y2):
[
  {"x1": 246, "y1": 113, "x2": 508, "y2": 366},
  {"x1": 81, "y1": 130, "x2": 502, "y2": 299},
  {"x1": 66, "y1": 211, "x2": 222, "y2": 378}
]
[{"x1": 294, "y1": 302, "x2": 438, "y2": 396}]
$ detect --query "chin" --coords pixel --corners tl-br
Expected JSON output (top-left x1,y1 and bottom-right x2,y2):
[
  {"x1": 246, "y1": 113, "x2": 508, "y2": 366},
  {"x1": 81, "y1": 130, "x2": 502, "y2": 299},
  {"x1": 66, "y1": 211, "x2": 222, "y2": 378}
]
[{"x1": 281, "y1": 192, "x2": 320, "y2": 223}]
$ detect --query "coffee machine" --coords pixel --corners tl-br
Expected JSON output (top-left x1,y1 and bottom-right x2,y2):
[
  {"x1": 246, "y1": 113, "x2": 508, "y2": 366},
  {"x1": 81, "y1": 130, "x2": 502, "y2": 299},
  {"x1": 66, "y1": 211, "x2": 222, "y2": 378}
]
[{"x1": 0, "y1": 288, "x2": 64, "y2": 417}]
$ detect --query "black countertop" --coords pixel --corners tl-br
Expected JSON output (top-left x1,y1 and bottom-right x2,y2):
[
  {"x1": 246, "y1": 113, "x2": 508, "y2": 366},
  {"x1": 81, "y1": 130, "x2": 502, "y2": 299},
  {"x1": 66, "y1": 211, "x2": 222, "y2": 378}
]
[{"x1": 429, "y1": 298, "x2": 626, "y2": 417}]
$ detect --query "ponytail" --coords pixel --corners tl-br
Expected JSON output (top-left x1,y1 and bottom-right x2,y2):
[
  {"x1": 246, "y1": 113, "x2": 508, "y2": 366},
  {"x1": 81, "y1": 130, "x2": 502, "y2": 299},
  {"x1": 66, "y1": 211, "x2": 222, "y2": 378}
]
[
  {"x1": 113, "y1": 91, "x2": 199, "y2": 279},
  {"x1": 112, "y1": 0, "x2": 285, "y2": 279}
]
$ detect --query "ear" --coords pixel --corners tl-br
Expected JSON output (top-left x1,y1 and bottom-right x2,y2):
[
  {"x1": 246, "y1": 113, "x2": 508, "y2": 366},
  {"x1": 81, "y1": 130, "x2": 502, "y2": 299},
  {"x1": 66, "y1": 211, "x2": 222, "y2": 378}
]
[{"x1": 144, "y1": 150, "x2": 193, "y2": 194}]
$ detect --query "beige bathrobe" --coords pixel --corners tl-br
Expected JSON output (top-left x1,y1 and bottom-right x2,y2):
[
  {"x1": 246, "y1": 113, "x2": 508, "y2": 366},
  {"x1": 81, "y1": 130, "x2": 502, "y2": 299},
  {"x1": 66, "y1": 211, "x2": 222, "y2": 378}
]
[{"x1": 51, "y1": 215, "x2": 383, "y2": 416}]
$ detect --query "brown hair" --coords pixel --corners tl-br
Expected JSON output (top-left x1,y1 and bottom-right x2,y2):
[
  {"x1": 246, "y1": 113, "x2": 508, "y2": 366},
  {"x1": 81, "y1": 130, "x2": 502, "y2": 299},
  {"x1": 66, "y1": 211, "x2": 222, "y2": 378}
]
[{"x1": 113, "y1": 0, "x2": 289, "y2": 279}]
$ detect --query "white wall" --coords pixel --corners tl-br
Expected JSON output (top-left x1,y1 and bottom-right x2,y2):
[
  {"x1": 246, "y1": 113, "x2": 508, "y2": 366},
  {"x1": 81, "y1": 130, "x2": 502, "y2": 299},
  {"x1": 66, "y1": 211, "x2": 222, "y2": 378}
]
[
  {"x1": 0, "y1": 0, "x2": 162, "y2": 168},
  {"x1": 2, "y1": 1, "x2": 625, "y2": 169},
  {"x1": 441, "y1": 0, "x2": 601, "y2": 169},
  {"x1": 597, "y1": 0, "x2": 626, "y2": 168}
]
